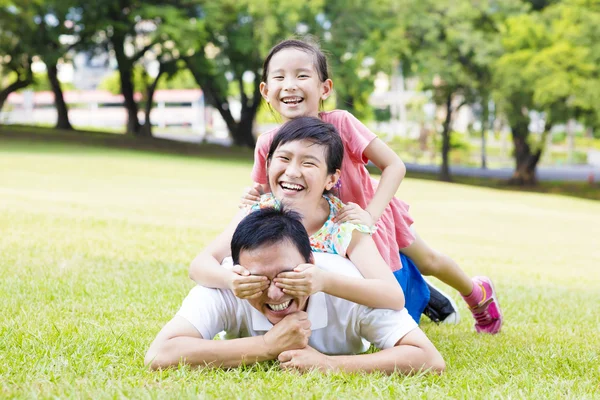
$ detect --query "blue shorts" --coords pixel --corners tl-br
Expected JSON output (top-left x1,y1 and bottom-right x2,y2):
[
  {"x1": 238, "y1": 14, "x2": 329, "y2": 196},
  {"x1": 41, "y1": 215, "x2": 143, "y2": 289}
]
[{"x1": 393, "y1": 253, "x2": 430, "y2": 324}]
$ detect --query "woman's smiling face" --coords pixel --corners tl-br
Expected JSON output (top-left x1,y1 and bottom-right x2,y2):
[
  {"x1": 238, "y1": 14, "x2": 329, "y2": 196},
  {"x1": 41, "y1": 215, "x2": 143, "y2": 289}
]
[{"x1": 268, "y1": 139, "x2": 339, "y2": 208}]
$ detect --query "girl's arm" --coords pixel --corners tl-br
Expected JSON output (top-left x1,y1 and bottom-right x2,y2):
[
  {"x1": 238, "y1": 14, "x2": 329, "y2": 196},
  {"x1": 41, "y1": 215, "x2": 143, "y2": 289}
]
[
  {"x1": 362, "y1": 138, "x2": 406, "y2": 221},
  {"x1": 274, "y1": 230, "x2": 405, "y2": 310},
  {"x1": 189, "y1": 210, "x2": 268, "y2": 296}
]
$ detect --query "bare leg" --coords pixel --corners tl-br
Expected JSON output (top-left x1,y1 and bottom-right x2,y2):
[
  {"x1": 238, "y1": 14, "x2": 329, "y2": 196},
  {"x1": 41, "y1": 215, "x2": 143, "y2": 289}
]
[{"x1": 400, "y1": 230, "x2": 473, "y2": 296}]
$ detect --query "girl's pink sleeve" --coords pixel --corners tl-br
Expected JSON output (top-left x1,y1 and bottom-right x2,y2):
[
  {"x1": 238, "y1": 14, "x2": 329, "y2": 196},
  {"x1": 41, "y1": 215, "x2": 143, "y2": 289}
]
[
  {"x1": 250, "y1": 133, "x2": 271, "y2": 184},
  {"x1": 335, "y1": 111, "x2": 377, "y2": 164}
]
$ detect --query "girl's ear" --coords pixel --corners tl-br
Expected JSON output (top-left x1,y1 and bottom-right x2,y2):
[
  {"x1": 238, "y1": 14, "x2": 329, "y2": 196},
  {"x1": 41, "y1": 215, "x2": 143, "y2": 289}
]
[
  {"x1": 259, "y1": 82, "x2": 269, "y2": 102},
  {"x1": 320, "y1": 79, "x2": 333, "y2": 100},
  {"x1": 325, "y1": 169, "x2": 341, "y2": 191}
]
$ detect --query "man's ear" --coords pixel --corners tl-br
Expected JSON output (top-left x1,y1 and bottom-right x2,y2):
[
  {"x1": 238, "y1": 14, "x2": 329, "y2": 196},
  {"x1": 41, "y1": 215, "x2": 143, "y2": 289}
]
[
  {"x1": 260, "y1": 82, "x2": 269, "y2": 102},
  {"x1": 325, "y1": 169, "x2": 341, "y2": 191},
  {"x1": 320, "y1": 79, "x2": 333, "y2": 100}
]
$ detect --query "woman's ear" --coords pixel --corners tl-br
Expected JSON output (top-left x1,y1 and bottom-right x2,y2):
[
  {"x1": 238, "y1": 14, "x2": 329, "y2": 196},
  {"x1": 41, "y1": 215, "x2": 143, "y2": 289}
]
[{"x1": 325, "y1": 169, "x2": 341, "y2": 191}]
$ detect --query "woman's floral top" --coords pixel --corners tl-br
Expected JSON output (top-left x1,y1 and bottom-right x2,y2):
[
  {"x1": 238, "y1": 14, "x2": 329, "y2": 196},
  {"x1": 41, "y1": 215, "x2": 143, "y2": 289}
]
[{"x1": 250, "y1": 193, "x2": 374, "y2": 256}]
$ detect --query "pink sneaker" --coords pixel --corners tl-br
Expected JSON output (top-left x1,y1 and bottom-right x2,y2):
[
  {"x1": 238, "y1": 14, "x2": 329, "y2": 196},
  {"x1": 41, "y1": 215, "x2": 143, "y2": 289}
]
[{"x1": 465, "y1": 276, "x2": 503, "y2": 334}]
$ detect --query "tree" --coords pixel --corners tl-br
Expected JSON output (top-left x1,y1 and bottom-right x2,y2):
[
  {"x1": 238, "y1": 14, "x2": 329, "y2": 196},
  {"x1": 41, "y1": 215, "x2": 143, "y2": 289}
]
[
  {"x1": 494, "y1": 0, "x2": 600, "y2": 184},
  {"x1": 318, "y1": 1, "x2": 399, "y2": 120},
  {"x1": 30, "y1": 0, "x2": 80, "y2": 130},
  {"x1": 0, "y1": 0, "x2": 82, "y2": 130},
  {"x1": 0, "y1": 5, "x2": 34, "y2": 115},
  {"x1": 80, "y1": 0, "x2": 201, "y2": 136},
  {"x1": 397, "y1": 0, "x2": 523, "y2": 181},
  {"x1": 181, "y1": 0, "x2": 322, "y2": 147}
]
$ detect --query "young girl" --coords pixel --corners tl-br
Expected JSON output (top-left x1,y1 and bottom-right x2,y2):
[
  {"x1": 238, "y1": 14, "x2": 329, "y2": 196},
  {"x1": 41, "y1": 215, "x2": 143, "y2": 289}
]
[
  {"x1": 189, "y1": 117, "x2": 407, "y2": 316},
  {"x1": 246, "y1": 39, "x2": 502, "y2": 334}
]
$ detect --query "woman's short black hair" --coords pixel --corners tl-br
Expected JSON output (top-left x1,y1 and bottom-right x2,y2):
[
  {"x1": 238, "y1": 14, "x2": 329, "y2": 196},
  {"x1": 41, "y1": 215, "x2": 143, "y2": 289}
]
[{"x1": 266, "y1": 116, "x2": 344, "y2": 175}]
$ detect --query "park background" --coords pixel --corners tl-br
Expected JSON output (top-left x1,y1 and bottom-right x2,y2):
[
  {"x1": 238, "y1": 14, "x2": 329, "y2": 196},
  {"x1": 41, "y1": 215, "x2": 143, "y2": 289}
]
[{"x1": 1, "y1": 0, "x2": 599, "y2": 398}]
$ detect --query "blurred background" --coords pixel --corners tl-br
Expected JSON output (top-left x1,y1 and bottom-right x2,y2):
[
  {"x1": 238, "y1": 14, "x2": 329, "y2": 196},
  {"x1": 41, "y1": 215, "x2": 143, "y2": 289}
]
[{"x1": 1, "y1": 0, "x2": 600, "y2": 186}]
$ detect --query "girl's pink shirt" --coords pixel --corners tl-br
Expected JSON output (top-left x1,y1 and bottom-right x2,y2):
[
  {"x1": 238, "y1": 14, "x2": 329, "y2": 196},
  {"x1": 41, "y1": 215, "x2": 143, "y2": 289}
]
[{"x1": 251, "y1": 110, "x2": 414, "y2": 272}]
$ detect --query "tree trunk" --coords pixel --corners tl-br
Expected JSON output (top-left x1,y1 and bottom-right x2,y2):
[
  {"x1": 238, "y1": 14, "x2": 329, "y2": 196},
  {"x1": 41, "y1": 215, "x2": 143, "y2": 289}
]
[
  {"x1": 185, "y1": 57, "x2": 257, "y2": 148},
  {"x1": 47, "y1": 63, "x2": 73, "y2": 130},
  {"x1": 0, "y1": 72, "x2": 33, "y2": 115},
  {"x1": 566, "y1": 118, "x2": 575, "y2": 164},
  {"x1": 139, "y1": 67, "x2": 165, "y2": 138},
  {"x1": 112, "y1": 34, "x2": 140, "y2": 135},
  {"x1": 230, "y1": 73, "x2": 261, "y2": 148},
  {"x1": 509, "y1": 115, "x2": 539, "y2": 186},
  {"x1": 440, "y1": 94, "x2": 453, "y2": 182},
  {"x1": 480, "y1": 99, "x2": 489, "y2": 169}
]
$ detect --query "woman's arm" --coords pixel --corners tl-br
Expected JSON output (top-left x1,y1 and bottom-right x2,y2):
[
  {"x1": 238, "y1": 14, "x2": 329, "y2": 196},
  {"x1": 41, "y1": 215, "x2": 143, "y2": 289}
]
[
  {"x1": 341, "y1": 230, "x2": 405, "y2": 310},
  {"x1": 274, "y1": 230, "x2": 405, "y2": 310},
  {"x1": 362, "y1": 138, "x2": 406, "y2": 221},
  {"x1": 189, "y1": 210, "x2": 258, "y2": 290}
]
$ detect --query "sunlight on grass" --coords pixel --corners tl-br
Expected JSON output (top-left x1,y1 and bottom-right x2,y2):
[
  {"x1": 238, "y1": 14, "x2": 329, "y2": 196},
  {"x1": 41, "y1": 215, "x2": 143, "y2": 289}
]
[{"x1": 1, "y1": 140, "x2": 599, "y2": 398}]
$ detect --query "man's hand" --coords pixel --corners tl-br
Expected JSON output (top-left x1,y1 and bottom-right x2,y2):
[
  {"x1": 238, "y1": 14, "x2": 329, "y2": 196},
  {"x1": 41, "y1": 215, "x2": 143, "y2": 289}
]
[
  {"x1": 274, "y1": 264, "x2": 327, "y2": 296},
  {"x1": 263, "y1": 312, "x2": 311, "y2": 357},
  {"x1": 239, "y1": 183, "x2": 264, "y2": 208},
  {"x1": 278, "y1": 345, "x2": 334, "y2": 373},
  {"x1": 229, "y1": 264, "x2": 269, "y2": 299},
  {"x1": 332, "y1": 202, "x2": 375, "y2": 227}
]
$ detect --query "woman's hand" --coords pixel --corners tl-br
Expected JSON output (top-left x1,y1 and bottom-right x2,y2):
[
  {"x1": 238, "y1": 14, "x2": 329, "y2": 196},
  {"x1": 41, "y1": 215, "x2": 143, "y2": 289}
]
[
  {"x1": 274, "y1": 264, "x2": 327, "y2": 296},
  {"x1": 230, "y1": 264, "x2": 270, "y2": 299},
  {"x1": 333, "y1": 202, "x2": 375, "y2": 227},
  {"x1": 239, "y1": 183, "x2": 264, "y2": 208}
]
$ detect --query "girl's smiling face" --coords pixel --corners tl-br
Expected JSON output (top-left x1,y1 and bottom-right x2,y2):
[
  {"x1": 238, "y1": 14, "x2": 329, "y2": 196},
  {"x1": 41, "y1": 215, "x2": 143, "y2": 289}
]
[
  {"x1": 268, "y1": 139, "x2": 339, "y2": 208},
  {"x1": 260, "y1": 48, "x2": 333, "y2": 121}
]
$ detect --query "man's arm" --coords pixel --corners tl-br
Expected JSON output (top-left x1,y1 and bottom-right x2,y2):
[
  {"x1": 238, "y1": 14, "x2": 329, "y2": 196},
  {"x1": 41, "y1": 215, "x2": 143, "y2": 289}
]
[
  {"x1": 145, "y1": 312, "x2": 312, "y2": 370},
  {"x1": 278, "y1": 328, "x2": 445, "y2": 375},
  {"x1": 144, "y1": 316, "x2": 275, "y2": 369}
]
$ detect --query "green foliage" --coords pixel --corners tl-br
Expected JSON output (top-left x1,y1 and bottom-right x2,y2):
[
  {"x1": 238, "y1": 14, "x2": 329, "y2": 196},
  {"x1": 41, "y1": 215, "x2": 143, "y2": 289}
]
[
  {"x1": 495, "y1": 0, "x2": 600, "y2": 127},
  {"x1": 98, "y1": 66, "x2": 198, "y2": 95},
  {"x1": 373, "y1": 107, "x2": 391, "y2": 123},
  {"x1": 28, "y1": 71, "x2": 75, "y2": 92},
  {"x1": 316, "y1": 0, "x2": 400, "y2": 119}
]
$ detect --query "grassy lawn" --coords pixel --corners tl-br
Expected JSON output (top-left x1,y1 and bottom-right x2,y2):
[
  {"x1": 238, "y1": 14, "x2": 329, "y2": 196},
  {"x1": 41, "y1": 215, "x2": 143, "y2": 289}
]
[{"x1": 1, "y1": 138, "x2": 599, "y2": 399}]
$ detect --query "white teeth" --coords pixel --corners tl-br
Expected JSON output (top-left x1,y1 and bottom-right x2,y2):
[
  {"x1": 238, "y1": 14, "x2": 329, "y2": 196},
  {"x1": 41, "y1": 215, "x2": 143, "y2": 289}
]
[
  {"x1": 268, "y1": 300, "x2": 291, "y2": 311},
  {"x1": 281, "y1": 182, "x2": 303, "y2": 191},
  {"x1": 282, "y1": 96, "x2": 303, "y2": 104}
]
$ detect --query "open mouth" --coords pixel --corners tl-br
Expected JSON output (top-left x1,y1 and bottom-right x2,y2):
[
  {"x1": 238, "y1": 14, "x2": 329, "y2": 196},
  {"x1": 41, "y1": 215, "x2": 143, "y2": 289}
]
[
  {"x1": 267, "y1": 300, "x2": 292, "y2": 312},
  {"x1": 281, "y1": 96, "x2": 303, "y2": 105},
  {"x1": 279, "y1": 182, "x2": 305, "y2": 192}
]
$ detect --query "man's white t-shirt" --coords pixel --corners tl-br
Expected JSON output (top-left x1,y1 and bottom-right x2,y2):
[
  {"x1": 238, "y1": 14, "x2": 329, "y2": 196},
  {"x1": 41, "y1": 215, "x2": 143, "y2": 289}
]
[{"x1": 176, "y1": 253, "x2": 417, "y2": 355}]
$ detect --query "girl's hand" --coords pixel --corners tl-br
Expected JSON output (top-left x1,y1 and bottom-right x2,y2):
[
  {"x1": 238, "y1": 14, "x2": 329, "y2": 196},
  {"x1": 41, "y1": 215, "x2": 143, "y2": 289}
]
[
  {"x1": 333, "y1": 202, "x2": 374, "y2": 227},
  {"x1": 230, "y1": 264, "x2": 270, "y2": 299},
  {"x1": 239, "y1": 183, "x2": 264, "y2": 208},
  {"x1": 274, "y1": 264, "x2": 326, "y2": 296}
]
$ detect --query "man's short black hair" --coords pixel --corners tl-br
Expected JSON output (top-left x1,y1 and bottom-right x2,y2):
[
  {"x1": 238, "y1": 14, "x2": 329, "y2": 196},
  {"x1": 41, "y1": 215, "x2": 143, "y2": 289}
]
[{"x1": 231, "y1": 207, "x2": 312, "y2": 265}]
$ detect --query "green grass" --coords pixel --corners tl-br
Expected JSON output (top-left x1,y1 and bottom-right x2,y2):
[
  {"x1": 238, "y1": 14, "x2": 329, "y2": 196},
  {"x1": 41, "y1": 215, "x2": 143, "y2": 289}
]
[{"x1": 1, "y1": 138, "x2": 599, "y2": 399}]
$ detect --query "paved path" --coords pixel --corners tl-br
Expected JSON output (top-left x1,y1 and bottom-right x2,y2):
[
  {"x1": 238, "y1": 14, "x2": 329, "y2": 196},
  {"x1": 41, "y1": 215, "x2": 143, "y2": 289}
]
[
  {"x1": 404, "y1": 162, "x2": 600, "y2": 182},
  {"x1": 149, "y1": 131, "x2": 600, "y2": 183}
]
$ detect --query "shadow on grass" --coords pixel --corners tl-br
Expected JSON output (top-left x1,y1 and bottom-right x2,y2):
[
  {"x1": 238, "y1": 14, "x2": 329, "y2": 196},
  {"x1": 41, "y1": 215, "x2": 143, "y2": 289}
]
[
  {"x1": 0, "y1": 124, "x2": 255, "y2": 164},
  {"x1": 2, "y1": 124, "x2": 598, "y2": 202}
]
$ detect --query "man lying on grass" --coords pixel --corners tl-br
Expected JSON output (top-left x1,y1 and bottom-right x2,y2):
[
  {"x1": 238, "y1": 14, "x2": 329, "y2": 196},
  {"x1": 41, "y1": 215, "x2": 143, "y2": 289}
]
[{"x1": 145, "y1": 207, "x2": 445, "y2": 374}]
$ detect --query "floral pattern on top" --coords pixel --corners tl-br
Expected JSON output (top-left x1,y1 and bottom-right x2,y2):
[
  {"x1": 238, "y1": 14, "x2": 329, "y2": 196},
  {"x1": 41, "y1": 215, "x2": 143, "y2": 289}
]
[{"x1": 250, "y1": 193, "x2": 375, "y2": 257}]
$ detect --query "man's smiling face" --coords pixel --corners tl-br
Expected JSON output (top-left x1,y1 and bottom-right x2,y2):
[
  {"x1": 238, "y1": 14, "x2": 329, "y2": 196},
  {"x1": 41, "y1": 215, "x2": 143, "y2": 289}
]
[{"x1": 240, "y1": 240, "x2": 310, "y2": 325}]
